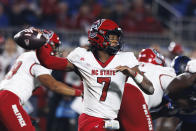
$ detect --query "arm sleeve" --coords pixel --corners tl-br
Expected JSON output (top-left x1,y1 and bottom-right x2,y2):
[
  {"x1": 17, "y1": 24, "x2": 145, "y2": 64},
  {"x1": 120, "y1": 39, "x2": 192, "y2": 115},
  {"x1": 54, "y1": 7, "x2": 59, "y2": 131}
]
[
  {"x1": 36, "y1": 45, "x2": 68, "y2": 70},
  {"x1": 31, "y1": 64, "x2": 52, "y2": 77}
]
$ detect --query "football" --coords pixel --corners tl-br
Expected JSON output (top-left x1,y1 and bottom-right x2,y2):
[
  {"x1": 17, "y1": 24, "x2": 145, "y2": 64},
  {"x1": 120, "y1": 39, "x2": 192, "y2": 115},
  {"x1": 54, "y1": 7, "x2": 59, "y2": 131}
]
[{"x1": 14, "y1": 29, "x2": 47, "y2": 50}]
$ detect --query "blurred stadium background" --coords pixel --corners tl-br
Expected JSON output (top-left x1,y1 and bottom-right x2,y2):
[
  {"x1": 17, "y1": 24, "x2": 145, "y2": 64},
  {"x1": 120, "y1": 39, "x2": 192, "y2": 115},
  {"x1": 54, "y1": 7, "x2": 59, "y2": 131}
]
[{"x1": 0, "y1": 0, "x2": 195, "y2": 131}]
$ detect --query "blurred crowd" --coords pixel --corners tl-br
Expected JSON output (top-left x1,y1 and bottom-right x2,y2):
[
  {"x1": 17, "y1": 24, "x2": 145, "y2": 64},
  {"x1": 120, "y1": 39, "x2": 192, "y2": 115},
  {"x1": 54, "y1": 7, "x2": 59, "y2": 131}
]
[
  {"x1": 165, "y1": 0, "x2": 196, "y2": 17},
  {"x1": 0, "y1": 0, "x2": 161, "y2": 33},
  {"x1": 0, "y1": 0, "x2": 195, "y2": 33}
]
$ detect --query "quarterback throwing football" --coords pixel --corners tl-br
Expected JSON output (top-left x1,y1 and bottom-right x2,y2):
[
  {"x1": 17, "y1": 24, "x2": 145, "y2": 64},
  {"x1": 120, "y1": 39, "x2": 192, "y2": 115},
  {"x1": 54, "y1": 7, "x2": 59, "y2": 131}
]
[{"x1": 36, "y1": 19, "x2": 154, "y2": 131}]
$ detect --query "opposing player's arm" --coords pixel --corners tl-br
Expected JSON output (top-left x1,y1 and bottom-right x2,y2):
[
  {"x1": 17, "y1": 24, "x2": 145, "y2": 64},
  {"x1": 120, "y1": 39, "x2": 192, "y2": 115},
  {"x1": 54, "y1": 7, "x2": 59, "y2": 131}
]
[
  {"x1": 37, "y1": 74, "x2": 82, "y2": 96},
  {"x1": 36, "y1": 44, "x2": 74, "y2": 71},
  {"x1": 115, "y1": 65, "x2": 154, "y2": 95},
  {"x1": 166, "y1": 72, "x2": 196, "y2": 100}
]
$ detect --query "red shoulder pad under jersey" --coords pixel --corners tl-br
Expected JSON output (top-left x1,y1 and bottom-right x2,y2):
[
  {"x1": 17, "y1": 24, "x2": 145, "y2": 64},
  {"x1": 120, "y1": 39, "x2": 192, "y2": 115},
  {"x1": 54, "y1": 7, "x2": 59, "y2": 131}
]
[{"x1": 36, "y1": 45, "x2": 68, "y2": 70}]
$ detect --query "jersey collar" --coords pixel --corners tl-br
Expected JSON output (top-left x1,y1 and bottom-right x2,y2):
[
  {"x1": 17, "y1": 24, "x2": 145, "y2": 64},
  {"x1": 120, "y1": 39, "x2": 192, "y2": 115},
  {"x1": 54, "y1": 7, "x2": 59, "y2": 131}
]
[{"x1": 93, "y1": 54, "x2": 115, "y2": 68}]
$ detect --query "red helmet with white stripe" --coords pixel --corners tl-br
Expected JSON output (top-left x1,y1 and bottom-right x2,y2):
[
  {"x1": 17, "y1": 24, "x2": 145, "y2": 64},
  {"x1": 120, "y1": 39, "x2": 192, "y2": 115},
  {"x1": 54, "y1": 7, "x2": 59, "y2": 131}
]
[
  {"x1": 138, "y1": 48, "x2": 165, "y2": 66},
  {"x1": 88, "y1": 19, "x2": 122, "y2": 55}
]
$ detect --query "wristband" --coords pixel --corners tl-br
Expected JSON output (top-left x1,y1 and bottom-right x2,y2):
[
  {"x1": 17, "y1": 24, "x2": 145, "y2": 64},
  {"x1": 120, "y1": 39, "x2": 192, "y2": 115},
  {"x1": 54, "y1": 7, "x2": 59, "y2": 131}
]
[
  {"x1": 75, "y1": 89, "x2": 82, "y2": 96},
  {"x1": 134, "y1": 72, "x2": 143, "y2": 84}
]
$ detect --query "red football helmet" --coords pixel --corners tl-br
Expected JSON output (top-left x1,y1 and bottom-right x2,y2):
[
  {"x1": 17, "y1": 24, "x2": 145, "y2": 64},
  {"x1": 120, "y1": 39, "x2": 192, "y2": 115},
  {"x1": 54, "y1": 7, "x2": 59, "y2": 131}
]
[
  {"x1": 88, "y1": 19, "x2": 122, "y2": 55},
  {"x1": 138, "y1": 48, "x2": 165, "y2": 66},
  {"x1": 42, "y1": 30, "x2": 61, "y2": 55},
  {"x1": 168, "y1": 41, "x2": 183, "y2": 55}
]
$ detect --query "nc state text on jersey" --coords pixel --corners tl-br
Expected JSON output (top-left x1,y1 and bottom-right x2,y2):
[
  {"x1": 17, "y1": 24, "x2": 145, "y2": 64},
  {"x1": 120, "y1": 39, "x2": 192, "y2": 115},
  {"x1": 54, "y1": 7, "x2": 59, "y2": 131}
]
[{"x1": 91, "y1": 70, "x2": 116, "y2": 76}]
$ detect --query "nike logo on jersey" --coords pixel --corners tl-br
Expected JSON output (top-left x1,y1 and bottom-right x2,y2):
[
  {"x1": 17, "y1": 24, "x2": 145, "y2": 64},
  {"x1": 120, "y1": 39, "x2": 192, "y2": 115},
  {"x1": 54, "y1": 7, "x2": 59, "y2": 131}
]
[
  {"x1": 80, "y1": 57, "x2": 85, "y2": 61},
  {"x1": 91, "y1": 69, "x2": 116, "y2": 76},
  {"x1": 12, "y1": 104, "x2": 27, "y2": 127}
]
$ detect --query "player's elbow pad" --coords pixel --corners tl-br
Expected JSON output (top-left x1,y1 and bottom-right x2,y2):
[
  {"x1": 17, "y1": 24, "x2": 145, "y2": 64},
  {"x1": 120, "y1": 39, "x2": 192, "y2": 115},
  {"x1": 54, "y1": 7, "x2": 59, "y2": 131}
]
[{"x1": 36, "y1": 46, "x2": 68, "y2": 70}]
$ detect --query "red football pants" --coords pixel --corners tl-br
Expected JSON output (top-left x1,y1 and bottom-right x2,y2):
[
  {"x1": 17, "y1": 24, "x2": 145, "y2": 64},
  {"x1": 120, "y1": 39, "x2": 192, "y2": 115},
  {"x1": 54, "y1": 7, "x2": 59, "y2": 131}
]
[
  {"x1": 118, "y1": 83, "x2": 154, "y2": 131},
  {"x1": 78, "y1": 113, "x2": 115, "y2": 131},
  {"x1": 0, "y1": 90, "x2": 35, "y2": 131}
]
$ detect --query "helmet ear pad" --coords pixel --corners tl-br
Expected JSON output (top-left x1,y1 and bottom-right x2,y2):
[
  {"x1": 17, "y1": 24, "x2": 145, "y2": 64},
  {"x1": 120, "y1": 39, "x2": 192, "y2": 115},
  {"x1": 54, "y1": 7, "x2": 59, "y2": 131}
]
[{"x1": 95, "y1": 33, "x2": 107, "y2": 48}]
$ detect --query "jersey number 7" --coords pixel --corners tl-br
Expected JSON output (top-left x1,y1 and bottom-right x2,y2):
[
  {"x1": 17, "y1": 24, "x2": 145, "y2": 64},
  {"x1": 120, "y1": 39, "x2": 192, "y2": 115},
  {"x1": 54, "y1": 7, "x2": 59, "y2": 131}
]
[{"x1": 97, "y1": 77, "x2": 111, "y2": 101}]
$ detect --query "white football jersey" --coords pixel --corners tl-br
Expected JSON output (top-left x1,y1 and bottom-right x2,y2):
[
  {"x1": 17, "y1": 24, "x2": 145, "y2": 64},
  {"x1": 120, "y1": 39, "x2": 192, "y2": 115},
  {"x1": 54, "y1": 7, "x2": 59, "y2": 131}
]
[
  {"x1": 186, "y1": 59, "x2": 196, "y2": 73},
  {"x1": 67, "y1": 47, "x2": 138, "y2": 119},
  {"x1": 127, "y1": 62, "x2": 176, "y2": 109},
  {"x1": 0, "y1": 51, "x2": 51, "y2": 104},
  {"x1": 0, "y1": 52, "x2": 20, "y2": 80}
]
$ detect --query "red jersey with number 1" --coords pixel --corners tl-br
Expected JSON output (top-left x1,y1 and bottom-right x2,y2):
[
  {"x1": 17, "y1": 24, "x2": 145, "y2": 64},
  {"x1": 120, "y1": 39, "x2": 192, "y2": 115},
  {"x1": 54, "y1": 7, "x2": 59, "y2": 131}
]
[
  {"x1": 67, "y1": 47, "x2": 138, "y2": 119},
  {"x1": 0, "y1": 51, "x2": 51, "y2": 104}
]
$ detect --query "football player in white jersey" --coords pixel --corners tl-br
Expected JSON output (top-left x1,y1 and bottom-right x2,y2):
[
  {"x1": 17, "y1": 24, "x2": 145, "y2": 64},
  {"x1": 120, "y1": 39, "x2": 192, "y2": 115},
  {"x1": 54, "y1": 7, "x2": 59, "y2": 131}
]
[
  {"x1": 36, "y1": 19, "x2": 154, "y2": 131},
  {"x1": 0, "y1": 31, "x2": 82, "y2": 131},
  {"x1": 118, "y1": 48, "x2": 176, "y2": 131}
]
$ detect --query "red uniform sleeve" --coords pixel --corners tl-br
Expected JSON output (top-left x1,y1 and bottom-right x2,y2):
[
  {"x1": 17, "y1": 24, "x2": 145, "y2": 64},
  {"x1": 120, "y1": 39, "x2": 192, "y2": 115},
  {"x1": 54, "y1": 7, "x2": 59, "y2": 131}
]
[{"x1": 36, "y1": 45, "x2": 68, "y2": 70}]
